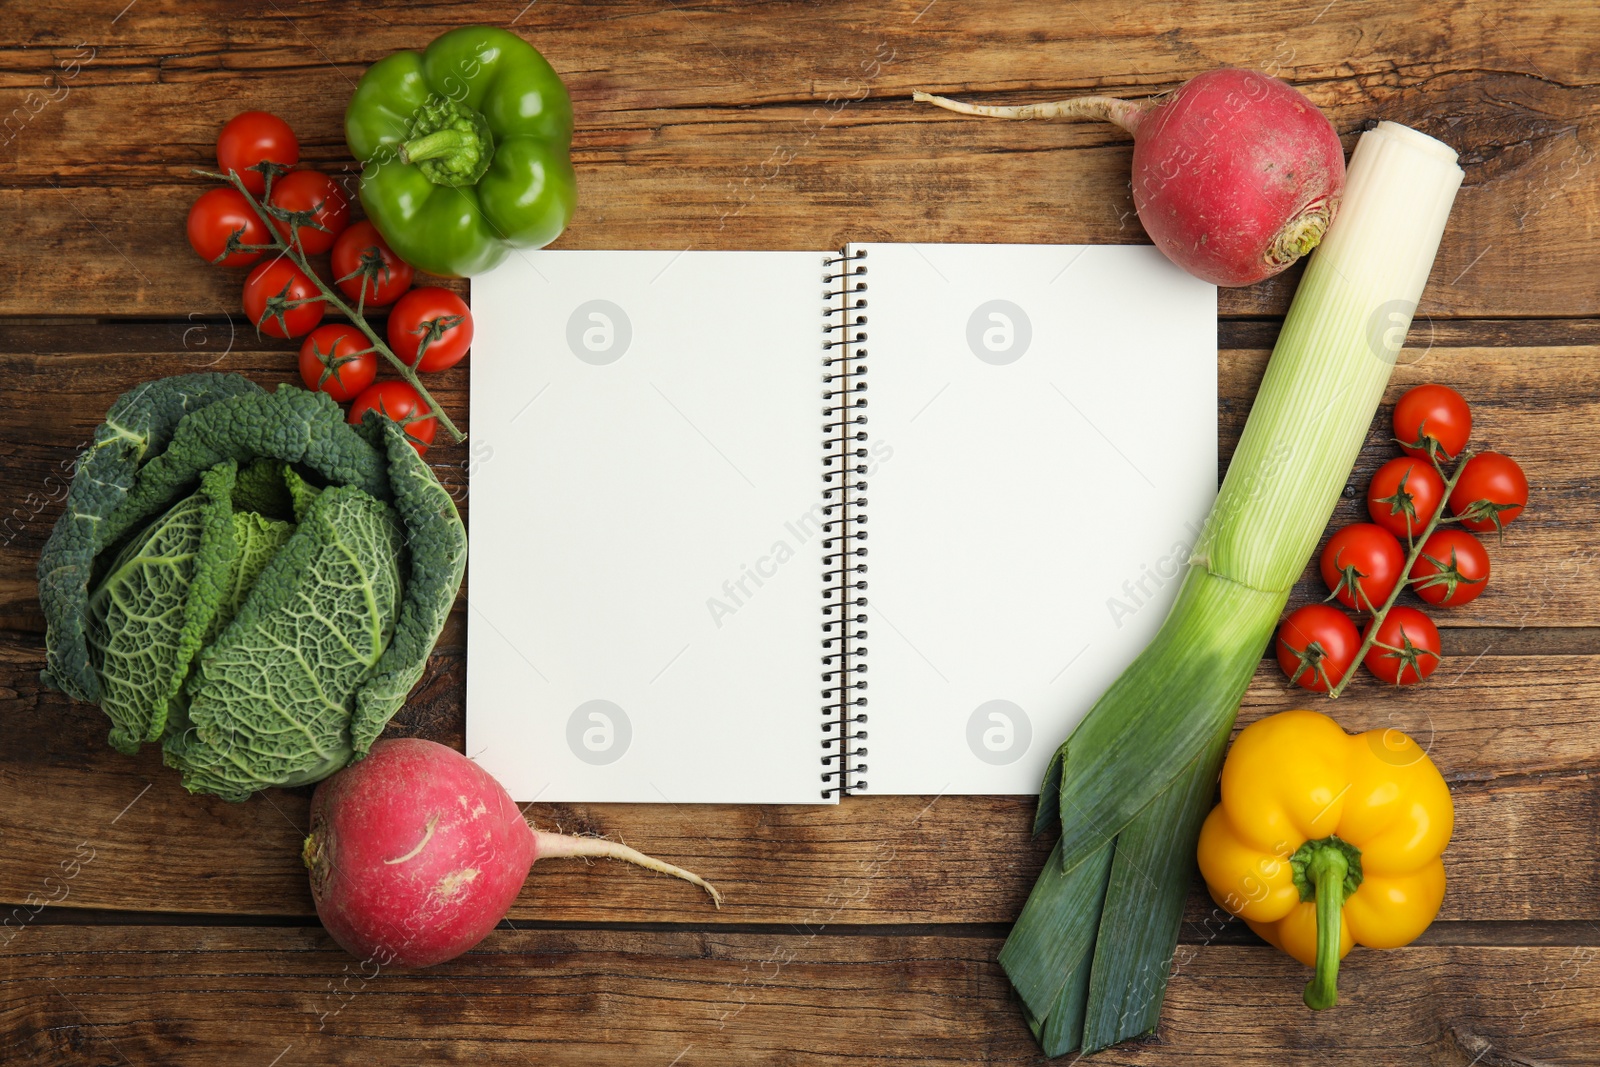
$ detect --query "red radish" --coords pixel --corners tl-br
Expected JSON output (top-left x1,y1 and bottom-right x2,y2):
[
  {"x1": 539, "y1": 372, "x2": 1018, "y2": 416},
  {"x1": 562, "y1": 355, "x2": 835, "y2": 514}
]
[
  {"x1": 915, "y1": 68, "x2": 1346, "y2": 287},
  {"x1": 303, "y1": 739, "x2": 720, "y2": 967}
]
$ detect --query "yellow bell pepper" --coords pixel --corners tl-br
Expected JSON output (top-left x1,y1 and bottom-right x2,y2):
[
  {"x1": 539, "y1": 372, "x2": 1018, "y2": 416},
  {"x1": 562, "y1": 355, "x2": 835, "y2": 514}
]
[{"x1": 1196, "y1": 709, "x2": 1453, "y2": 1009}]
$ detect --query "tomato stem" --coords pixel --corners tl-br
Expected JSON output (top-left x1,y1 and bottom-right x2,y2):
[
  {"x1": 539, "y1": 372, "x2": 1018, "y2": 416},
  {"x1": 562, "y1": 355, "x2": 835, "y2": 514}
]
[
  {"x1": 1324, "y1": 558, "x2": 1378, "y2": 613},
  {"x1": 1326, "y1": 451, "x2": 1472, "y2": 698},
  {"x1": 197, "y1": 167, "x2": 465, "y2": 444}
]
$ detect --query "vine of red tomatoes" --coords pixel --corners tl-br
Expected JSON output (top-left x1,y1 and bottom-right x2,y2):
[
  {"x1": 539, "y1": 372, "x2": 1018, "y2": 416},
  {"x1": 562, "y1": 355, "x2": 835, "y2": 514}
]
[
  {"x1": 184, "y1": 111, "x2": 475, "y2": 455},
  {"x1": 1277, "y1": 383, "x2": 1529, "y2": 694}
]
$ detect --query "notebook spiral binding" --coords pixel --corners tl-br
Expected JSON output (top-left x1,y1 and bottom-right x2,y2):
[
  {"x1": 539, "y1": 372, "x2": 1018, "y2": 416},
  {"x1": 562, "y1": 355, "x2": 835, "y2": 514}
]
[{"x1": 820, "y1": 247, "x2": 869, "y2": 799}]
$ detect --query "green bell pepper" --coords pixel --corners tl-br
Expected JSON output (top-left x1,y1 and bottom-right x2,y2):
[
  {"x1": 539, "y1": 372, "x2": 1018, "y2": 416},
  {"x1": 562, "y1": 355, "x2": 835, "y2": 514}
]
[{"x1": 345, "y1": 26, "x2": 576, "y2": 278}]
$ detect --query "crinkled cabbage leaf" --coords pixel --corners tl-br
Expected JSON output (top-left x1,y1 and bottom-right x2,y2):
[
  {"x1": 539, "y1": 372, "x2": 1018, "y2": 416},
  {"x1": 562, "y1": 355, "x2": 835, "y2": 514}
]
[{"x1": 38, "y1": 374, "x2": 467, "y2": 800}]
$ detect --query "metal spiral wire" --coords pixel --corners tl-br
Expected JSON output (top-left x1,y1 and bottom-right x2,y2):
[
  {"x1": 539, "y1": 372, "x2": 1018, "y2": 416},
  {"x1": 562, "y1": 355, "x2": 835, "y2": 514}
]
[{"x1": 820, "y1": 248, "x2": 869, "y2": 798}]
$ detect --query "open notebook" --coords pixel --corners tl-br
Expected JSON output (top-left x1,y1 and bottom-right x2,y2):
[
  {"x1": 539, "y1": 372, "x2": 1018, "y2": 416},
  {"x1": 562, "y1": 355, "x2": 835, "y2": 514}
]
[{"x1": 467, "y1": 244, "x2": 1216, "y2": 804}]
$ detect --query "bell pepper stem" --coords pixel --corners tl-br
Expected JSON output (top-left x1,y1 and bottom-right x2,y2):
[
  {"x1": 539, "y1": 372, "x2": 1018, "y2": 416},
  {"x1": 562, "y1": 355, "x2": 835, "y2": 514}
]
[
  {"x1": 1303, "y1": 845, "x2": 1349, "y2": 1010},
  {"x1": 400, "y1": 128, "x2": 471, "y2": 165}
]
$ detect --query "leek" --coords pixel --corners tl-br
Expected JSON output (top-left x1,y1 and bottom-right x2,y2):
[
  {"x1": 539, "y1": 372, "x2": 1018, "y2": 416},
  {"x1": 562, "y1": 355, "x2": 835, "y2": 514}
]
[{"x1": 1005, "y1": 121, "x2": 1465, "y2": 1055}]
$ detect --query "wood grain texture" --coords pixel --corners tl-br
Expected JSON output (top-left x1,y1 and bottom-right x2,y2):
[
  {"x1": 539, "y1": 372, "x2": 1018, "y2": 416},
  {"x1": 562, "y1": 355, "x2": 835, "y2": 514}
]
[
  {"x1": 0, "y1": 337, "x2": 1592, "y2": 625},
  {"x1": 1, "y1": 0, "x2": 1597, "y2": 316},
  {"x1": 2, "y1": 1, "x2": 1599, "y2": 1061},
  {"x1": 4, "y1": 926, "x2": 1598, "y2": 1066},
  {"x1": 3, "y1": 602, "x2": 1596, "y2": 923}
]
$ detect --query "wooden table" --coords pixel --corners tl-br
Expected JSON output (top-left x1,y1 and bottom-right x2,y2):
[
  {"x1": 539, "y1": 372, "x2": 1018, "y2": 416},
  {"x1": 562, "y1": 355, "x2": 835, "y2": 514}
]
[{"x1": 4, "y1": 2, "x2": 1597, "y2": 1063}]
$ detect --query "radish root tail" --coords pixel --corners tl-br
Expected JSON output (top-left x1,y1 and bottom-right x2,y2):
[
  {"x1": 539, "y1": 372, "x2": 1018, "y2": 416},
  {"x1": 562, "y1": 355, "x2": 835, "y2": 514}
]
[
  {"x1": 535, "y1": 832, "x2": 724, "y2": 908},
  {"x1": 913, "y1": 89, "x2": 1150, "y2": 134}
]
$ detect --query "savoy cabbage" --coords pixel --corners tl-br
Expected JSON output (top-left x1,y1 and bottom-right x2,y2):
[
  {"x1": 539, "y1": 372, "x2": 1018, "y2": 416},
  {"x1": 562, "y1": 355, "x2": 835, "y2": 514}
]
[{"x1": 39, "y1": 374, "x2": 466, "y2": 801}]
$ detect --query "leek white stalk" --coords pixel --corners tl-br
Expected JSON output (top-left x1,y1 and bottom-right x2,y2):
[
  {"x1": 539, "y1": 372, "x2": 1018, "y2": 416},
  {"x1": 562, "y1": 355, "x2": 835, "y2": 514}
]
[{"x1": 1005, "y1": 122, "x2": 1464, "y2": 1056}]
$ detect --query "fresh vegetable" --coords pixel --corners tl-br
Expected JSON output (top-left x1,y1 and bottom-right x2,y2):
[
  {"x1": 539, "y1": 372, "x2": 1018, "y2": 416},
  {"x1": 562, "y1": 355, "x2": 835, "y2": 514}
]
[
  {"x1": 299, "y1": 324, "x2": 378, "y2": 403},
  {"x1": 1410, "y1": 529, "x2": 1490, "y2": 607},
  {"x1": 1393, "y1": 383, "x2": 1471, "y2": 462},
  {"x1": 37, "y1": 374, "x2": 467, "y2": 799},
  {"x1": 331, "y1": 220, "x2": 414, "y2": 311},
  {"x1": 1318, "y1": 523, "x2": 1405, "y2": 613},
  {"x1": 216, "y1": 111, "x2": 299, "y2": 196},
  {"x1": 195, "y1": 166, "x2": 463, "y2": 442},
  {"x1": 1197, "y1": 710, "x2": 1452, "y2": 1010},
  {"x1": 1449, "y1": 452, "x2": 1529, "y2": 533},
  {"x1": 1366, "y1": 456, "x2": 1445, "y2": 541},
  {"x1": 1361, "y1": 605, "x2": 1441, "y2": 685},
  {"x1": 267, "y1": 169, "x2": 352, "y2": 255},
  {"x1": 1000, "y1": 122, "x2": 1461, "y2": 1056},
  {"x1": 914, "y1": 68, "x2": 1345, "y2": 287},
  {"x1": 243, "y1": 258, "x2": 326, "y2": 339},
  {"x1": 1320, "y1": 390, "x2": 1526, "y2": 698},
  {"x1": 350, "y1": 381, "x2": 437, "y2": 455},
  {"x1": 304, "y1": 738, "x2": 721, "y2": 967},
  {"x1": 1324, "y1": 451, "x2": 1465, "y2": 697},
  {"x1": 1275, "y1": 604, "x2": 1360, "y2": 693},
  {"x1": 186, "y1": 187, "x2": 271, "y2": 267},
  {"x1": 388, "y1": 287, "x2": 473, "y2": 372},
  {"x1": 345, "y1": 26, "x2": 577, "y2": 277}
]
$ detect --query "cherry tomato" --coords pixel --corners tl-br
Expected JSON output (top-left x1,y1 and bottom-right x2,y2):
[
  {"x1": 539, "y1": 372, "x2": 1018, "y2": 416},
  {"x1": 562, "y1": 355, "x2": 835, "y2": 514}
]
[
  {"x1": 187, "y1": 187, "x2": 270, "y2": 268},
  {"x1": 1367, "y1": 456, "x2": 1446, "y2": 541},
  {"x1": 216, "y1": 111, "x2": 299, "y2": 197},
  {"x1": 1362, "y1": 606, "x2": 1441, "y2": 685},
  {"x1": 1393, "y1": 383, "x2": 1471, "y2": 463},
  {"x1": 330, "y1": 221, "x2": 414, "y2": 310},
  {"x1": 299, "y1": 325, "x2": 377, "y2": 403},
  {"x1": 1449, "y1": 452, "x2": 1528, "y2": 533},
  {"x1": 1410, "y1": 528, "x2": 1490, "y2": 608},
  {"x1": 243, "y1": 259, "x2": 325, "y2": 340},
  {"x1": 388, "y1": 287, "x2": 473, "y2": 373},
  {"x1": 1318, "y1": 523, "x2": 1406, "y2": 613},
  {"x1": 349, "y1": 381, "x2": 438, "y2": 455},
  {"x1": 1275, "y1": 604, "x2": 1361, "y2": 693},
  {"x1": 267, "y1": 170, "x2": 351, "y2": 255}
]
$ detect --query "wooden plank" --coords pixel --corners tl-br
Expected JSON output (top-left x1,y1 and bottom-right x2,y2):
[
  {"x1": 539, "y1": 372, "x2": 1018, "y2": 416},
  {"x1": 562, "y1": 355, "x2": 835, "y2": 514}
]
[
  {"x1": 0, "y1": 341, "x2": 1589, "y2": 627},
  {"x1": 9, "y1": 0, "x2": 1599, "y2": 94},
  {"x1": 4, "y1": 925, "x2": 1597, "y2": 1065},
  {"x1": 12, "y1": 315, "x2": 1600, "y2": 354},
  {"x1": 1, "y1": 1, "x2": 1596, "y2": 316},
  {"x1": 2, "y1": 613, "x2": 1596, "y2": 924}
]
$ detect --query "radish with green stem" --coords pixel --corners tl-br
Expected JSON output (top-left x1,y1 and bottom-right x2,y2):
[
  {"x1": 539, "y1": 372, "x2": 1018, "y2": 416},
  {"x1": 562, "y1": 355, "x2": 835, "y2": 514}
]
[
  {"x1": 303, "y1": 738, "x2": 721, "y2": 967},
  {"x1": 915, "y1": 68, "x2": 1346, "y2": 287}
]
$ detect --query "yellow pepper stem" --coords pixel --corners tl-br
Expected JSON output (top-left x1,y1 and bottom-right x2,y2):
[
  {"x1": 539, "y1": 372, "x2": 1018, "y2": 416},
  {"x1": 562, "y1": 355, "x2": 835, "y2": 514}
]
[{"x1": 1302, "y1": 841, "x2": 1354, "y2": 1010}]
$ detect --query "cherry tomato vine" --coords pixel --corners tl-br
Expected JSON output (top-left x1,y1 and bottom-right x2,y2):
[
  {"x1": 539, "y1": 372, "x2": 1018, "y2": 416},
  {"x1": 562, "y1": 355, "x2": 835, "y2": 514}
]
[
  {"x1": 195, "y1": 163, "x2": 465, "y2": 444},
  {"x1": 1321, "y1": 445, "x2": 1472, "y2": 698},
  {"x1": 1278, "y1": 383, "x2": 1529, "y2": 697}
]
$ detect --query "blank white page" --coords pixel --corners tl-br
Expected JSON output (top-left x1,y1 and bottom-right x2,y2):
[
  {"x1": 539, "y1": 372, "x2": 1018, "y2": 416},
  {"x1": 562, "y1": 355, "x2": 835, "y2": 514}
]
[
  {"x1": 467, "y1": 250, "x2": 829, "y2": 804},
  {"x1": 855, "y1": 243, "x2": 1217, "y2": 796}
]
